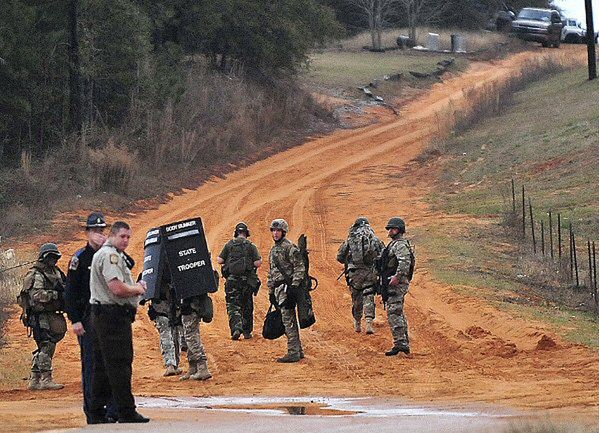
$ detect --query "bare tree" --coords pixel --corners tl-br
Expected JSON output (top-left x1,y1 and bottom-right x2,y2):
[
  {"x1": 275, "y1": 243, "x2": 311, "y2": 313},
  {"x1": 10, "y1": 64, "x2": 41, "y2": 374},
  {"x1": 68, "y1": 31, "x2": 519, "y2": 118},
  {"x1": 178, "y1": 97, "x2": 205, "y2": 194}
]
[
  {"x1": 397, "y1": 0, "x2": 445, "y2": 42},
  {"x1": 349, "y1": 0, "x2": 399, "y2": 50}
]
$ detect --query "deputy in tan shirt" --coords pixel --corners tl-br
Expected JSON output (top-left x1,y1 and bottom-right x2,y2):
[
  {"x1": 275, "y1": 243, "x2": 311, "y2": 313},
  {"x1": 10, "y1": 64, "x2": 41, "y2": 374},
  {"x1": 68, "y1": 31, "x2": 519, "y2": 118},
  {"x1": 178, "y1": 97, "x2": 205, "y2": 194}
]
[{"x1": 88, "y1": 221, "x2": 149, "y2": 424}]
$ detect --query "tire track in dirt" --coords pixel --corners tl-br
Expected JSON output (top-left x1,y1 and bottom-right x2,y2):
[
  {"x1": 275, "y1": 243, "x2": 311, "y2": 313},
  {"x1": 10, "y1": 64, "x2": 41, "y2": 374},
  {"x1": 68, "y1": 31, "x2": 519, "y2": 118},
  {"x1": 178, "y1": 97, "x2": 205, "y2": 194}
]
[{"x1": 1, "y1": 48, "x2": 597, "y2": 433}]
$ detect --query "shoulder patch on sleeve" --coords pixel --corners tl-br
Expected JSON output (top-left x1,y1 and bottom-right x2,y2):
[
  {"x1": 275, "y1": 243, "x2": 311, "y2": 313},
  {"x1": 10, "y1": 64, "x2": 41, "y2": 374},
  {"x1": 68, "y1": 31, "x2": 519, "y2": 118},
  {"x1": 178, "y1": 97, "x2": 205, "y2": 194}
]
[
  {"x1": 69, "y1": 256, "x2": 79, "y2": 271},
  {"x1": 110, "y1": 254, "x2": 119, "y2": 264}
]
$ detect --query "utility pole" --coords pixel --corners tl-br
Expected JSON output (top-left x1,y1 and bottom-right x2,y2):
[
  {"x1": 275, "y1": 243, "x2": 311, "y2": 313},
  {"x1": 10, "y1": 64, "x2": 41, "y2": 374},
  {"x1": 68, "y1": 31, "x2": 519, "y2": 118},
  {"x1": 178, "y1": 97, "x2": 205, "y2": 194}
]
[{"x1": 585, "y1": 0, "x2": 597, "y2": 80}]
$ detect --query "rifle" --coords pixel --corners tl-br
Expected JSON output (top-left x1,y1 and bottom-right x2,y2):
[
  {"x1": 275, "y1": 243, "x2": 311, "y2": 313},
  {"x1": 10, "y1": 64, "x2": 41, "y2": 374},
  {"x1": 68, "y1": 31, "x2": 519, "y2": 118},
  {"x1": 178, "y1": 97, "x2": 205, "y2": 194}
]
[{"x1": 0, "y1": 260, "x2": 35, "y2": 274}]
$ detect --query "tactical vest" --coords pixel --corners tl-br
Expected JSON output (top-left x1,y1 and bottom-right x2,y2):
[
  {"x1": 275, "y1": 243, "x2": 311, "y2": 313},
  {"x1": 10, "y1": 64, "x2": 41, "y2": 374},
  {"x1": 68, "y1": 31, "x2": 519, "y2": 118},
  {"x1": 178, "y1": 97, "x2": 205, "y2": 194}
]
[
  {"x1": 18, "y1": 262, "x2": 65, "y2": 321},
  {"x1": 225, "y1": 237, "x2": 254, "y2": 277},
  {"x1": 386, "y1": 238, "x2": 415, "y2": 281}
]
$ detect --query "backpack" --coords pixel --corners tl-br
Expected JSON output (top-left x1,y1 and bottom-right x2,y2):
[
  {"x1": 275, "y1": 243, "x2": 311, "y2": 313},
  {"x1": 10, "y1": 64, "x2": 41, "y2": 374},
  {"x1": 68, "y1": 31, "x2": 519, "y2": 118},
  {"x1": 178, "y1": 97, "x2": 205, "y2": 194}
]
[
  {"x1": 17, "y1": 271, "x2": 34, "y2": 328},
  {"x1": 348, "y1": 225, "x2": 381, "y2": 267},
  {"x1": 226, "y1": 238, "x2": 253, "y2": 277},
  {"x1": 406, "y1": 240, "x2": 416, "y2": 281}
]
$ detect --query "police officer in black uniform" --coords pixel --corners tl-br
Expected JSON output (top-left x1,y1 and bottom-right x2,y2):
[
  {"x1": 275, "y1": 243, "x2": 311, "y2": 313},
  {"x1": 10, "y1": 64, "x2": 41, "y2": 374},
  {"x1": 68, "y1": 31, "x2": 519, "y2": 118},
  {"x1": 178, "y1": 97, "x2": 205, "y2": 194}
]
[{"x1": 65, "y1": 212, "x2": 135, "y2": 424}]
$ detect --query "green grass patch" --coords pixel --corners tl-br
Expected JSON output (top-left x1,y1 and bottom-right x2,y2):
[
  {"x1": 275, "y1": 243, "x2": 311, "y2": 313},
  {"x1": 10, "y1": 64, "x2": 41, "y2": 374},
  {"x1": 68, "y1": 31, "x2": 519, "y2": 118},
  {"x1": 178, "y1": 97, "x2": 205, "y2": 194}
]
[
  {"x1": 429, "y1": 67, "x2": 598, "y2": 238},
  {"x1": 302, "y1": 51, "x2": 468, "y2": 89}
]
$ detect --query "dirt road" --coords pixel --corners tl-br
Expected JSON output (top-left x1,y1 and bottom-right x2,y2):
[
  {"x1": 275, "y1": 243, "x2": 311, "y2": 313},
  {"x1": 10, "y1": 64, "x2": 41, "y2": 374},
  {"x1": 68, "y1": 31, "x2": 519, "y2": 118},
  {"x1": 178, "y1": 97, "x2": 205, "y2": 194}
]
[{"x1": 1, "y1": 47, "x2": 597, "y2": 432}]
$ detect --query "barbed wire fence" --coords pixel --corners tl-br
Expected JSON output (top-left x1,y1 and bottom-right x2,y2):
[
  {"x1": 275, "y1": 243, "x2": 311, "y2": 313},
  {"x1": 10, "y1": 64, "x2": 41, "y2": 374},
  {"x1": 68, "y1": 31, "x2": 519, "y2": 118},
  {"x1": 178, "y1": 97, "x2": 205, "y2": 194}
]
[{"x1": 509, "y1": 179, "x2": 598, "y2": 315}]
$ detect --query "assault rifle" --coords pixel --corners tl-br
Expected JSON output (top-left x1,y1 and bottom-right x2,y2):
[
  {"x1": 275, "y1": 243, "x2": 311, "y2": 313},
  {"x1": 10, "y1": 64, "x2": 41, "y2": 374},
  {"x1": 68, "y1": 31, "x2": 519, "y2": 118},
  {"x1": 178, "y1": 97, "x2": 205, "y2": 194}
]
[
  {"x1": 0, "y1": 260, "x2": 34, "y2": 274},
  {"x1": 374, "y1": 248, "x2": 393, "y2": 305}
]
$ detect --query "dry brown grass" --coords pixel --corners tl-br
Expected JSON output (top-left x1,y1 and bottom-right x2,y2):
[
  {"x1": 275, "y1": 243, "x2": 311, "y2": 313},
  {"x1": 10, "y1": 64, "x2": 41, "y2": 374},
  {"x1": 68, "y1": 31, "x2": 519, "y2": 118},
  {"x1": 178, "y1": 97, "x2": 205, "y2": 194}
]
[
  {"x1": 0, "y1": 66, "x2": 333, "y2": 238},
  {"x1": 0, "y1": 247, "x2": 33, "y2": 344},
  {"x1": 332, "y1": 27, "x2": 510, "y2": 52}
]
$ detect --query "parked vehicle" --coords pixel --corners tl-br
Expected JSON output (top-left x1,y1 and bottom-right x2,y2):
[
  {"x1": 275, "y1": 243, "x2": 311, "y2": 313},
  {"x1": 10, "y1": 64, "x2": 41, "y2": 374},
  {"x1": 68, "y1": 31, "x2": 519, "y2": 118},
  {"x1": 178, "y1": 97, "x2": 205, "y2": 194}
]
[
  {"x1": 511, "y1": 8, "x2": 563, "y2": 48},
  {"x1": 562, "y1": 18, "x2": 586, "y2": 43}
]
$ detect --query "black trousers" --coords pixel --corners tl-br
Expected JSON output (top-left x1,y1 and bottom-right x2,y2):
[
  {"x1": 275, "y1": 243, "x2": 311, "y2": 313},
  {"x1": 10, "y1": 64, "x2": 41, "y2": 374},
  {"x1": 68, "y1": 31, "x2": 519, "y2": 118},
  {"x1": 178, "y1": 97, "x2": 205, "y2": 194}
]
[
  {"x1": 79, "y1": 315, "x2": 117, "y2": 422},
  {"x1": 90, "y1": 305, "x2": 136, "y2": 418}
]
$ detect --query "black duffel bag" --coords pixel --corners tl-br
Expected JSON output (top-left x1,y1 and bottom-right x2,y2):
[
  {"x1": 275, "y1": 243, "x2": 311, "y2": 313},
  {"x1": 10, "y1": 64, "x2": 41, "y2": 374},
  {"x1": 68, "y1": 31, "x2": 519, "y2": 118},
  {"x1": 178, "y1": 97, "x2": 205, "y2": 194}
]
[{"x1": 262, "y1": 304, "x2": 285, "y2": 340}]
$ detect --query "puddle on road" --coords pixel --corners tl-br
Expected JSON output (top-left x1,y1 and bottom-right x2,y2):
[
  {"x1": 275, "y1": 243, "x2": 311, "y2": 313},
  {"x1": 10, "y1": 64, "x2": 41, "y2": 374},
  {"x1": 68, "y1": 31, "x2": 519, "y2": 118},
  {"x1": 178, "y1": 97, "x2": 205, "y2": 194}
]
[
  {"x1": 138, "y1": 396, "x2": 512, "y2": 419},
  {"x1": 213, "y1": 403, "x2": 360, "y2": 416}
]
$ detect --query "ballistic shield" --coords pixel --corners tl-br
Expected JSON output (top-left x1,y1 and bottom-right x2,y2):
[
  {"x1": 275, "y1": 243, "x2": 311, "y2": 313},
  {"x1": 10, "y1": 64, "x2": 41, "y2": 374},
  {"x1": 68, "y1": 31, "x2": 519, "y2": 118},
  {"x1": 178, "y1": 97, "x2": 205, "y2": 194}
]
[
  {"x1": 141, "y1": 227, "x2": 164, "y2": 301},
  {"x1": 160, "y1": 217, "x2": 217, "y2": 301}
]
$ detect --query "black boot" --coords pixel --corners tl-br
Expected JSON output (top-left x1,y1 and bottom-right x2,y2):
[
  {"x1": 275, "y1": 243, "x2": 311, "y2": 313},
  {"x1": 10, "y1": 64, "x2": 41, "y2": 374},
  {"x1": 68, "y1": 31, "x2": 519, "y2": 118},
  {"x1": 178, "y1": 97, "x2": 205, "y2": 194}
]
[
  {"x1": 277, "y1": 354, "x2": 300, "y2": 363},
  {"x1": 385, "y1": 345, "x2": 410, "y2": 356},
  {"x1": 118, "y1": 412, "x2": 150, "y2": 423}
]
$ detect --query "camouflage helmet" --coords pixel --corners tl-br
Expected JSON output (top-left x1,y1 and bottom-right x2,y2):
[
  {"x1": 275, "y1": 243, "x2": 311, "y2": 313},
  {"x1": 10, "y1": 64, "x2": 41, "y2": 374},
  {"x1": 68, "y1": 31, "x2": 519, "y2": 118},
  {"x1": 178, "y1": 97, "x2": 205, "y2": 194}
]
[
  {"x1": 353, "y1": 216, "x2": 370, "y2": 227},
  {"x1": 39, "y1": 242, "x2": 61, "y2": 260},
  {"x1": 385, "y1": 217, "x2": 406, "y2": 233},
  {"x1": 234, "y1": 221, "x2": 250, "y2": 237},
  {"x1": 270, "y1": 219, "x2": 289, "y2": 233}
]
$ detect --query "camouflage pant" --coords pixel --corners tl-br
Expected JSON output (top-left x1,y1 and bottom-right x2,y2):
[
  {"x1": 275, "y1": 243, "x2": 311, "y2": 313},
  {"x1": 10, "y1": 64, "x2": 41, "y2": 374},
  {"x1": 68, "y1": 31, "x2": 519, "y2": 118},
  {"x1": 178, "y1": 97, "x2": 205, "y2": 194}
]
[
  {"x1": 350, "y1": 288, "x2": 375, "y2": 322},
  {"x1": 281, "y1": 308, "x2": 303, "y2": 358},
  {"x1": 31, "y1": 312, "x2": 65, "y2": 373},
  {"x1": 225, "y1": 279, "x2": 254, "y2": 336},
  {"x1": 386, "y1": 285, "x2": 409, "y2": 348},
  {"x1": 154, "y1": 316, "x2": 181, "y2": 367},
  {"x1": 31, "y1": 341, "x2": 56, "y2": 373},
  {"x1": 181, "y1": 312, "x2": 207, "y2": 363}
]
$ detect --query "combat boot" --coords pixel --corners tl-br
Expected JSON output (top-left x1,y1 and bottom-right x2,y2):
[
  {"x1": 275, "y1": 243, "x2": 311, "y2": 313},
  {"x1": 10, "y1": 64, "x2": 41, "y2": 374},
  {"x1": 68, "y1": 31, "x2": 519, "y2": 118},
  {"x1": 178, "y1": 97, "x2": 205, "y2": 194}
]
[
  {"x1": 366, "y1": 319, "x2": 374, "y2": 335},
  {"x1": 231, "y1": 329, "x2": 242, "y2": 340},
  {"x1": 163, "y1": 364, "x2": 182, "y2": 377},
  {"x1": 27, "y1": 372, "x2": 41, "y2": 391},
  {"x1": 243, "y1": 332, "x2": 253, "y2": 340},
  {"x1": 385, "y1": 345, "x2": 410, "y2": 356},
  {"x1": 38, "y1": 371, "x2": 64, "y2": 390},
  {"x1": 277, "y1": 354, "x2": 300, "y2": 363},
  {"x1": 180, "y1": 362, "x2": 197, "y2": 381},
  {"x1": 354, "y1": 319, "x2": 361, "y2": 333},
  {"x1": 190, "y1": 361, "x2": 212, "y2": 381}
]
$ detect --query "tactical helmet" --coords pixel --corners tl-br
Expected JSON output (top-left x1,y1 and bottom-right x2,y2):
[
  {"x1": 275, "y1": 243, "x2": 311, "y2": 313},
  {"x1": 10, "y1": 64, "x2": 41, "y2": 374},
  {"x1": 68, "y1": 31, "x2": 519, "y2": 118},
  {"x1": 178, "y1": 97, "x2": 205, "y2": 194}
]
[
  {"x1": 270, "y1": 219, "x2": 289, "y2": 233},
  {"x1": 39, "y1": 243, "x2": 61, "y2": 259},
  {"x1": 385, "y1": 217, "x2": 406, "y2": 233},
  {"x1": 353, "y1": 216, "x2": 370, "y2": 227},
  {"x1": 86, "y1": 211, "x2": 107, "y2": 229},
  {"x1": 234, "y1": 222, "x2": 250, "y2": 237}
]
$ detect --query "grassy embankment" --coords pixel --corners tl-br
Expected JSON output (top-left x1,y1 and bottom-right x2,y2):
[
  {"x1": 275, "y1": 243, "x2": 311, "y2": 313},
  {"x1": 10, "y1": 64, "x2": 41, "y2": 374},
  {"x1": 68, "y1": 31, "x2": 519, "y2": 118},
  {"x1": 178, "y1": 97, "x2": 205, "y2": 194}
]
[{"x1": 418, "y1": 67, "x2": 599, "y2": 346}]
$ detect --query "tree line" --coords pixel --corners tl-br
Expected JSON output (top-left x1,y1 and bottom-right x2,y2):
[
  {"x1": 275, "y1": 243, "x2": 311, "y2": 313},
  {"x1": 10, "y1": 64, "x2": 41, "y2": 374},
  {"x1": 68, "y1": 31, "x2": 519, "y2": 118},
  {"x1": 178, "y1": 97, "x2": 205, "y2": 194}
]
[{"x1": 1, "y1": 0, "x2": 549, "y2": 167}]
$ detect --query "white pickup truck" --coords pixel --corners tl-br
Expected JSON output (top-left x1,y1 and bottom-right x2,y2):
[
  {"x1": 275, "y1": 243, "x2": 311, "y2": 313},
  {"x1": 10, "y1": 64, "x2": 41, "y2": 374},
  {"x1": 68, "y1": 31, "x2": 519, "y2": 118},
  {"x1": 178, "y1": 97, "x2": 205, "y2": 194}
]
[{"x1": 561, "y1": 18, "x2": 599, "y2": 44}]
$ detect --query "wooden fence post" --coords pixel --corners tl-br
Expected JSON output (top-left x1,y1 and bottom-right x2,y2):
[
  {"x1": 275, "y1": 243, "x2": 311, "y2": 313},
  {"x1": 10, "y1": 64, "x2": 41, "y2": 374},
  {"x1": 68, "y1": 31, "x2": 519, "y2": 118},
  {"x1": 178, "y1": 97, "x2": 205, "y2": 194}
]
[
  {"x1": 529, "y1": 199, "x2": 536, "y2": 254},
  {"x1": 558, "y1": 214, "x2": 562, "y2": 260},
  {"x1": 571, "y1": 224, "x2": 579, "y2": 287},
  {"x1": 549, "y1": 211, "x2": 554, "y2": 259},
  {"x1": 522, "y1": 186, "x2": 526, "y2": 239},
  {"x1": 541, "y1": 220, "x2": 545, "y2": 256},
  {"x1": 587, "y1": 239, "x2": 594, "y2": 290},
  {"x1": 593, "y1": 241, "x2": 597, "y2": 314},
  {"x1": 569, "y1": 223, "x2": 574, "y2": 280},
  {"x1": 511, "y1": 179, "x2": 516, "y2": 213}
]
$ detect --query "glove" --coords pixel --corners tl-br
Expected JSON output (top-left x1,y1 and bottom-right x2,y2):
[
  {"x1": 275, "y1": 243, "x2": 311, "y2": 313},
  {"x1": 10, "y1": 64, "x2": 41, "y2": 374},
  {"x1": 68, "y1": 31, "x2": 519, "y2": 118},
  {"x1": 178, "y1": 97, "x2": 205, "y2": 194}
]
[{"x1": 269, "y1": 293, "x2": 277, "y2": 306}]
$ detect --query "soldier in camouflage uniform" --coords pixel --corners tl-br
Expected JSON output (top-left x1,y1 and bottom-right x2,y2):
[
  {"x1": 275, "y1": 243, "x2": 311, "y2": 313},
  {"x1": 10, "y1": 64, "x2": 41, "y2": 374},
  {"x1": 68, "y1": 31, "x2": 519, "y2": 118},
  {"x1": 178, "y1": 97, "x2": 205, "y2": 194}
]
[
  {"x1": 179, "y1": 294, "x2": 213, "y2": 381},
  {"x1": 267, "y1": 219, "x2": 306, "y2": 363},
  {"x1": 19, "y1": 243, "x2": 67, "y2": 390},
  {"x1": 217, "y1": 222, "x2": 262, "y2": 340},
  {"x1": 148, "y1": 266, "x2": 185, "y2": 377},
  {"x1": 337, "y1": 217, "x2": 384, "y2": 334},
  {"x1": 381, "y1": 217, "x2": 415, "y2": 356}
]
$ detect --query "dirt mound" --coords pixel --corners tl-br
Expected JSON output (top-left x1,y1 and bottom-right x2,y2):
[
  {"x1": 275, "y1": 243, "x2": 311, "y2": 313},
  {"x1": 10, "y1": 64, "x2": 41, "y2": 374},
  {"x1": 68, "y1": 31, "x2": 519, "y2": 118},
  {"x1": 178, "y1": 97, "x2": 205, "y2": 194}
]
[
  {"x1": 535, "y1": 334, "x2": 558, "y2": 351},
  {"x1": 465, "y1": 326, "x2": 491, "y2": 338}
]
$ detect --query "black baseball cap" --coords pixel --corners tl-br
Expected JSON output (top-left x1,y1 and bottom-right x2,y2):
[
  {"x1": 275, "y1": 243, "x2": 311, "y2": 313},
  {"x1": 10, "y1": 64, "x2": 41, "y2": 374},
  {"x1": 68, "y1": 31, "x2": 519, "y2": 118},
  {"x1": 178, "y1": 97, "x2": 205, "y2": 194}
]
[{"x1": 86, "y1": 212, "x2": 107, "y2": 229}]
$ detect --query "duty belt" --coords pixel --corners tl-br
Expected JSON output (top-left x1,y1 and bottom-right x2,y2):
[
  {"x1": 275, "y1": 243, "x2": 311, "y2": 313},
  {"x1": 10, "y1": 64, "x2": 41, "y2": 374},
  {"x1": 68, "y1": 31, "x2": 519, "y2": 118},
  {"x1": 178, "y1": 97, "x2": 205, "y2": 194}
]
[{"x1": 91, "y1": 303, "x2": 137, "y2": 320}]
